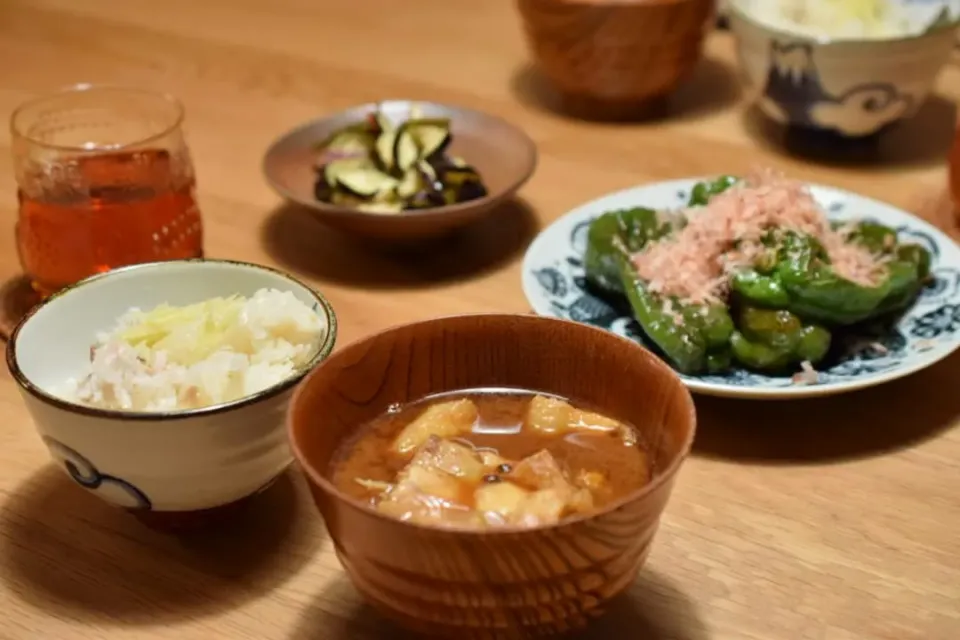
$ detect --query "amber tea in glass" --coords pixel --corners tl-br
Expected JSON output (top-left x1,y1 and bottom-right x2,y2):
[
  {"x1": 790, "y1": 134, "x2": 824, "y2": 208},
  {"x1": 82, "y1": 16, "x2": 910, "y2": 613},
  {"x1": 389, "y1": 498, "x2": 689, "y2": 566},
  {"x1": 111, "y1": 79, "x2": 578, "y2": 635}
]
[{"x1": 10, "y1": 84, "x2": 204, "y2": 297}]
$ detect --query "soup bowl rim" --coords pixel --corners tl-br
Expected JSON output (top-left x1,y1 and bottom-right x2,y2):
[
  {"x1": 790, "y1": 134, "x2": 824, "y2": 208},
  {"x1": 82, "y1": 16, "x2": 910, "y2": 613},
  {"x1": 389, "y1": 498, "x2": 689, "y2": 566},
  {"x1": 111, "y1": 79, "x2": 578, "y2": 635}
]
[
  {"x1": 6, "y1": 258, "x2": 339, "y2": 422},
  {"x1": 287, "y1": 312, "x2": 697, "y2": 536}
]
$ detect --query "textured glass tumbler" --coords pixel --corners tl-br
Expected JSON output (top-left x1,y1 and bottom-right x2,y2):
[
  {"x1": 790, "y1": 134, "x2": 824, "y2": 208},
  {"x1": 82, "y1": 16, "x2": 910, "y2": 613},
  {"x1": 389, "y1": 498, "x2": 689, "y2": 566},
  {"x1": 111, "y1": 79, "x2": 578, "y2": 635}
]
[{"x1": 10, "y1": 84, "x2": 204, "y2": 297}]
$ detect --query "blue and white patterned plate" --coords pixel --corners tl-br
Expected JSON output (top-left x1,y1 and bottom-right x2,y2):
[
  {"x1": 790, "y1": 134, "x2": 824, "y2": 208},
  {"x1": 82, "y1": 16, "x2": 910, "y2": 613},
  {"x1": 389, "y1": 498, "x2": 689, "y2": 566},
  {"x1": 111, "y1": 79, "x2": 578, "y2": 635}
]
[{"x1": 521, "y1": 178, "x2": 960, "y2": 399}]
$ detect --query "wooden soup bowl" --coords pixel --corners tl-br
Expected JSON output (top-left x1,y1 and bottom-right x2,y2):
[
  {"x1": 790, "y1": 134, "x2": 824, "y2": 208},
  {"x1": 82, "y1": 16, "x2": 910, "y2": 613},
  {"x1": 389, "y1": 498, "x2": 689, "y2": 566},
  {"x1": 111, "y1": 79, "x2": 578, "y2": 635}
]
[{"x1": 287, "y1": 314, "x2": 696, "y2": 638}]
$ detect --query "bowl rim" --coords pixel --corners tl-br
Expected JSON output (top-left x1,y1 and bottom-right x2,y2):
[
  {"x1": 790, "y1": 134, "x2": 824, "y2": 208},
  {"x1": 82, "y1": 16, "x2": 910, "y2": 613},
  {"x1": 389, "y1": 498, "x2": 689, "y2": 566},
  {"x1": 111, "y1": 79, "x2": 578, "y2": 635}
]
[
  {"x1": 728, "y1": 0, "x2": 960, "y2": 46},
  {"x1": 6, "y1": 258, "x2": 339, "y2": 422},
  {"x1": 261, "y1": 99, "x2": 539, "y2": 221},
  {"x1": 287, "y1": 312, "x2": 697, "y2": 536}
]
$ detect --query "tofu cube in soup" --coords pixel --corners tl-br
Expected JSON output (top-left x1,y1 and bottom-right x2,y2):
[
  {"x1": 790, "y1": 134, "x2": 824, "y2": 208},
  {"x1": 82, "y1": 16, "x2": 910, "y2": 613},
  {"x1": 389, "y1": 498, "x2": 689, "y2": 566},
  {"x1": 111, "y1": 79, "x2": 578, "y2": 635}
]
[
  {"x1": 475, "y1": 482, "x2": 530, "y2": 522},
  {"x1": 508, "y1": 449, "x2": 570, "y2": 492},
  {"x1": 526, "y1": 395, "x2": 625, "y2": 436},
  {"x1": 392, "y1": 398, "x2": 478, "y2": 455}
]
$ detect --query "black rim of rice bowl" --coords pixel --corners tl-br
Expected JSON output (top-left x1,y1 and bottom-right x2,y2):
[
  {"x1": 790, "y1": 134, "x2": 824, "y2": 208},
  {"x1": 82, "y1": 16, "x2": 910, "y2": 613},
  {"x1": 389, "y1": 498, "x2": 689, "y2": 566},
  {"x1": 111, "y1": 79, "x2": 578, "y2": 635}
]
[{"x1": 6, "y1": 259, "x2": 339, "y2": 421}]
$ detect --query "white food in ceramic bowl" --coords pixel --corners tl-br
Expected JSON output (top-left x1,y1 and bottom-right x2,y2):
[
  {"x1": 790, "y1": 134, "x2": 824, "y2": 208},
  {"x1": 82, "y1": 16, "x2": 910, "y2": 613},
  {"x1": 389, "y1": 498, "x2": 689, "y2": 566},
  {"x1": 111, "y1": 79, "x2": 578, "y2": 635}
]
[
  {"x1": 739, "y1": 0, "x2": 958, "y2": 40},
  {"x1": 6, "y1": 259, "x2": 337, "y2": 513},
  {"x1": 729, "y1": 0, "x2": 960, "y2": 137}
]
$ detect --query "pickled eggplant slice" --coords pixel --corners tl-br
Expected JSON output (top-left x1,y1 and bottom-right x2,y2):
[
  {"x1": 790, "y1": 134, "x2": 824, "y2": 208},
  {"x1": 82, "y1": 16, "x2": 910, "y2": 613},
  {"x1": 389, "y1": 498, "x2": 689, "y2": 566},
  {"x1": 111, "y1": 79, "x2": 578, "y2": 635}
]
[
  {"x1": 323, "y1": 157, "x2": 374, "y2": 187},
  {"x1": 375, "y1": 127, "x2": 397, "y2": 172},
  {"x1": 314, "y1": 175, "x2": 334, "y2": 202},
  {"x1": 373, "y1": 111, "x2": 392, "y2": 134},
  {"x1": 312, "y1": 103, "x2": 488, "y2": 212},
  {"x1": 442, "y1": 166, "x2": 484, "y2": 189},
  {"x1": 396, "y1": 168, "x2": 424, "y2": 199},
  {"x1": 392, "y1": 127, "x2": 420, "y2": 173},
  {"x1": 405, "y1": 190, "x2": 445, "y2": 210},
  {"x1": 418, "y1": 159, "x2": 439, "y2": 185},
  {"x1": 405, "y1": 118, "x2": 452, "y2": 158},
  {"x1": 457, "y1": 180, "x2": 488, "y2": 202},
  {"x1": 320, "y1": 127, "x2": 376, "y2": 156},
  {"x1": 337, "y1": 168, "x2": 398, "y2": 198}
]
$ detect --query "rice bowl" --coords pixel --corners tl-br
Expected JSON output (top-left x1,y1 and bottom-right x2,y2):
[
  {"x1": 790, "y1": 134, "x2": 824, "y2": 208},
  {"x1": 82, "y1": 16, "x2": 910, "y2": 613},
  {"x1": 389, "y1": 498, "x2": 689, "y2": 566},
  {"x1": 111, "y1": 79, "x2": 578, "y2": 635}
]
[{"x1": 6, "y1": 259, "x2": 338, "y2": 517}]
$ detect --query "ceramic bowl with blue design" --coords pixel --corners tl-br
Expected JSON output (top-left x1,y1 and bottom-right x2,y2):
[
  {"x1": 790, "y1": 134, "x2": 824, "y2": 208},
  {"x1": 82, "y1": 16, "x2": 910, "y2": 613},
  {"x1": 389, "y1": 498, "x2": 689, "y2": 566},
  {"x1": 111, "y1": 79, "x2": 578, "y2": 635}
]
[
  {"x1": 521, "y1": 178, "x2": 960, "y2": 399},
  {"x1": 728, "y1": 0, "x2": 960, "y2": 138},
  {"x1": 6, "y1": 260, "x2": 337, "y2": 522}
]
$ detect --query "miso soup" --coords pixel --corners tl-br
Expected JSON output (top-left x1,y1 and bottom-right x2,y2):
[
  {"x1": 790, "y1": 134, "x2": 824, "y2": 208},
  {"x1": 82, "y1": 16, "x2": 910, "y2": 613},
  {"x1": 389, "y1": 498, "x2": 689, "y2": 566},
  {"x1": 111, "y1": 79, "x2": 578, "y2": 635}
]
[{"x1": 329, "y1": 388, "x2": 651, "y2": 530}]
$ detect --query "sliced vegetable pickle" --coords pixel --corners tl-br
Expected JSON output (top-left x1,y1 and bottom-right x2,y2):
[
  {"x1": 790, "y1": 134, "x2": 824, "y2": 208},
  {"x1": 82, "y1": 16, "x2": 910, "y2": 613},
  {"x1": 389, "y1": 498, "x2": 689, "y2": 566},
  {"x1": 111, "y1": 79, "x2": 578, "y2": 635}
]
[
  {"x1": 320, "y1": 126, "x2": 376, "y2": 155},
  {"x1": 405, "y1": 118, "x2": 451, "y2": 157},
  {"x1": 373, "y1": 111, "x2": 392, "y2": 134},
  {"x1": 312, "y1": 104, "x2": 489, "y2": 212},
  {"x1": 323, "y1": 157, "x2": 375, "y2": 187},
  {"x1": 396, "y1": 168, "x2": 424, "y2": 199},
  {"x1": 374, "y1": 127, "x2": 397, "y2": 171},
  {"x1": 392, "y1": 127, "x2": 420, "y2": 172},
  {"x1": 337, "y1": 168, "x2": 398, "y2": 198}
]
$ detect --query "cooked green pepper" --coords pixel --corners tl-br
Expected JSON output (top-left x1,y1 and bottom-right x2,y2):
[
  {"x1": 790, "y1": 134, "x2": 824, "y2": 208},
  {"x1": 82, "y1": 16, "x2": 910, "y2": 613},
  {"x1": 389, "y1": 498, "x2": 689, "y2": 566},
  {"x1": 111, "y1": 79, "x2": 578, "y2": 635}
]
[
  {"x1": 584, "y1": 207, "x2": 672, "y2": 296},
  {"x1": 706, "y1": 349, "x2": 733, "y2": 374},
  {"x1": 680, "y1": 301, "x2": 736, "y2": 351},
  {"x1": 845, "y1": 220, "x2": 897, "y2": 254},
  {"x1": 688, "y1": 175, "x2": 739, "y2": 207},
  {"x1": 897, "y1": 243, "x2": 931, "y2": 281},
  {"x1": 731, "y1": 230, "x2": 930, "y2": 326},
  {"x1": 775, "y1": 233, "x2": 893, "y2": 324},
  {"x1": 731, "y1": 270, "x2": 790, "y2": 308},
  {"x1": 619, "y1": 261, "x2": 706, "y2": 373},
  {"x1": 730, "y1": 332, "x2": 795, "y2": 370},
  {"x1": 618, "y1": 259, "x2": 734, "y2": 374},
  {"x1": 836, "y1": 221, "x2": 931, "y2": 317},
  {"x1": 731, "y1": 306, "x2": 831, "y2": 371}
]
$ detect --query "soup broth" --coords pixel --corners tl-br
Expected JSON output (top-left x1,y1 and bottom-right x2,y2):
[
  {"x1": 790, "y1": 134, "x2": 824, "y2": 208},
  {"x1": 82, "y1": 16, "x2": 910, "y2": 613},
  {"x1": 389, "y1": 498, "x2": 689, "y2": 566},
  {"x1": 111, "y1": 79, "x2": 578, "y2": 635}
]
[{"x1": 329, "y1": 389, "x2": 651, "y2": 530}]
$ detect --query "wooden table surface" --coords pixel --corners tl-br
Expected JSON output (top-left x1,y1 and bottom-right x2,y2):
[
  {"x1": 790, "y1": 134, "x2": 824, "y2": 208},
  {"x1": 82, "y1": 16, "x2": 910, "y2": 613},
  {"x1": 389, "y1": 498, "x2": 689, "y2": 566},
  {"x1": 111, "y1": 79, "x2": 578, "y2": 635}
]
[{"x1": 1, "y1": 1, "x2": 959, "y2": 639}]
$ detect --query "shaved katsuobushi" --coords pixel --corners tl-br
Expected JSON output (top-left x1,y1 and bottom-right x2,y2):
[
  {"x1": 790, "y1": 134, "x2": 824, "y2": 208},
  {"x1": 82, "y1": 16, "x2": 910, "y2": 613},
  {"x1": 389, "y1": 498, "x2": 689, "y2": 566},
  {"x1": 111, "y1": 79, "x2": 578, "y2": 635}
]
[
  {"x1": 330, "y1": 390, "x2": 649, "y2": 530},
  {"x1": 583, "y1": 169, "x2": 932, "y2": 381}
]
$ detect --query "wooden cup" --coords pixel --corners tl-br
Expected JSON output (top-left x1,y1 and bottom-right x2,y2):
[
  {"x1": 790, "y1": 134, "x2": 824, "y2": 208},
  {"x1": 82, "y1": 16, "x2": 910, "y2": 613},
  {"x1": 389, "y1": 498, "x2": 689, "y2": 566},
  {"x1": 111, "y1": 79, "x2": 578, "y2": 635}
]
[{"x1": 516, "y1": 0, "x2": 716, "y2": 119}]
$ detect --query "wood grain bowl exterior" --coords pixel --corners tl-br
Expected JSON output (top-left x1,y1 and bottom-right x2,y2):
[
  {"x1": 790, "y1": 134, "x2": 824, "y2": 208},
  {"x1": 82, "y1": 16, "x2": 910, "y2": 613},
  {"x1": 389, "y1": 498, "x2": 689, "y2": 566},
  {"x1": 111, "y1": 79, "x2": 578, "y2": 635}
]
[
  {"x1": 516, "y1": 0, "x2": 716, "y2": 119},
  {"x1": 262, "y1": 101, "x2": 537, "y2": 241},
  {"x1": 288, "y1": 314, "x2": 696, "y2": 638}
]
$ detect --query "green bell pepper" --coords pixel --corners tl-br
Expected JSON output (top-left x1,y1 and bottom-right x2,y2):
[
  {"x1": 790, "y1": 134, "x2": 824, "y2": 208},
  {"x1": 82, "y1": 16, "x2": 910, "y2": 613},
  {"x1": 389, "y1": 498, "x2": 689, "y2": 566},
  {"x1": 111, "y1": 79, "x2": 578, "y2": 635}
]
[
  {"x1": 730, "y1": 306, "x2": 831, "y2": 372},
  {"x1": 584, "y1": 207, "x2": 672, "y2": 296},
  {"x1": 619, "y1": 259, "x2": 734, "y2": 374},
  {"x1": 845, "y1": 221, "x2": 932, "y2": 316},
  {"x1": 688, "y1": 175, "x2": 739, "y2": 207},
  {"x1": 732, "y1": 227, "x2": 931, "y2": 326}
]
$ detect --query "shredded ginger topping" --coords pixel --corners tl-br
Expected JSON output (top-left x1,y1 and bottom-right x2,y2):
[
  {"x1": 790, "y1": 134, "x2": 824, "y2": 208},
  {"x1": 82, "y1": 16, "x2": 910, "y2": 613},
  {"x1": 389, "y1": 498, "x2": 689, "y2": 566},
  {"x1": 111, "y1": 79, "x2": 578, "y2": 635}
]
[{"x1": 631, "y1": 169, "x2": 888, "y2": 305}]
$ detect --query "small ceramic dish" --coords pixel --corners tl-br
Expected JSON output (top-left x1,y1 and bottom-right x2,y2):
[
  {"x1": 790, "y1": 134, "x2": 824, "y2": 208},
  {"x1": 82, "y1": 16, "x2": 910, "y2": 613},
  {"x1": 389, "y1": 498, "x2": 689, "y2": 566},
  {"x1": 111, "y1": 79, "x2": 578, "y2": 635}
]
[
  {"x1": 6, "y1": 259, "x2": 337, "y2": 527},
  {"x1": 263, "y1": 100, "x2": 537, "y2": 241},
  {"x1": 521, "y1": 178, "x2": 960, "y2": 400},
  {"x1": 728, "y1": 0, "x2": 960, "y2": 138},
  {"x1": 515, "y1": 0, "x2": 715, "y2": 119},
  {"x1": 287, "y1": 313, "x2": 695, "y2": 638}
]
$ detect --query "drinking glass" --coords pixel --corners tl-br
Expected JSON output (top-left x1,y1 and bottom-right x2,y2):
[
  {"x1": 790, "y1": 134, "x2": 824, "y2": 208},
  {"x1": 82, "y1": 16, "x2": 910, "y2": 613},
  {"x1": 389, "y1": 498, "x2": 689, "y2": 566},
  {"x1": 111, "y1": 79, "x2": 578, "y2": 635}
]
[{"x1": 10, "y1": 84, "x2": 204, "y2": 297}]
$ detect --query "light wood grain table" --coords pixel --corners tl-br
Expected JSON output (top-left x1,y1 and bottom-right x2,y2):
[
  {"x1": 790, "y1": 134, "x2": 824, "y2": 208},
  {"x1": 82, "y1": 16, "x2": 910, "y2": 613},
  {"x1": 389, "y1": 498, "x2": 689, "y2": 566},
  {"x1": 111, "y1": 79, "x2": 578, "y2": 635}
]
[{"x1": 1, "y1": 1, "x2": 959, "y2": 639}]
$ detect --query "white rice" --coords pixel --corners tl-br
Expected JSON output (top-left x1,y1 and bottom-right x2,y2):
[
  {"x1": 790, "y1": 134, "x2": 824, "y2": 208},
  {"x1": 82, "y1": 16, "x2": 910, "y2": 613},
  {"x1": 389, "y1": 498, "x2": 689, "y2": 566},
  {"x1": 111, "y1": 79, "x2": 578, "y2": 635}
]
[
  {"x1": 739, "y1": 0, "x2": 953, "y2": 40},
  {"x1": 61, "y1": 288, "x2": 328, "y2": 412}
]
